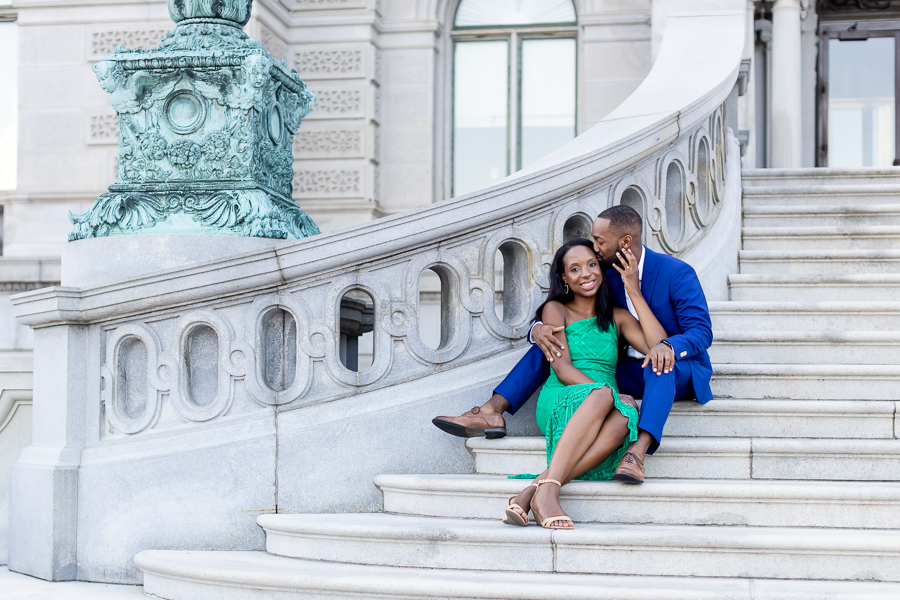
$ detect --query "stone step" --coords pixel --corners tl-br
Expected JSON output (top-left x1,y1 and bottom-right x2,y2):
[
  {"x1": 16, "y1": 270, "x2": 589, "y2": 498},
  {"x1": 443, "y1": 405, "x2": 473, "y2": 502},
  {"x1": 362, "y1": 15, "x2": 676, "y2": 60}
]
[
  {"x1": 742, "y1": 226, "x2": 900, "y2": 250},
  {"x1": 256, "y1": 513, "x2": 900, "y2": 582},
  {"x1": 135, "y1": 549, "x2": 900, "y2": 600},
  {"x1": 637, "y1": 399, "x2": 893, "y2": 439},
  {"x1": 376, "y1": 474, "x2": 900, "y2": 529},
  {"x1": 727, "y1": 274, "x2": 900, "y2": 302},
  {"x1": 712, "y1": 363, "x2": 900, "y2": 400},
  {"x1": 738, "y1": 249, "x2": 900, "y2": 275},
  {"x1": 742, "y1": 204, "x2": 900, "y2": 227},
  {"x1": 465, "y1": 437, "x2": 900, "y2": 481},
  {"x1": 743, "y1": 186, "x2": 900, "y2": 206},
  {"x1": 709, "y1": 301, "x2": 900, "y2": 331},
  {"x1": 709, "y1": 330, "x2": 900, "y2": 364},
  {"x1": 468, "y1": 436, "x2": 749, "y2": 480},
  {"x1": 741, "y1": 167, "x2": 900, "y2": 188}
]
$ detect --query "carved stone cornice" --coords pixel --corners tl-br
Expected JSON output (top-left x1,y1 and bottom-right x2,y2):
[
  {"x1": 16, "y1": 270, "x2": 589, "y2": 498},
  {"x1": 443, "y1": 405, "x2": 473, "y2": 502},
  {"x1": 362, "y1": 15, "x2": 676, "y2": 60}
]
[
  {"x1": 817, "y1": 0, "x2": 900, "y2": 18},
  {"x1": 820, "y1": 0, "x2": 893, "y2": 10}
]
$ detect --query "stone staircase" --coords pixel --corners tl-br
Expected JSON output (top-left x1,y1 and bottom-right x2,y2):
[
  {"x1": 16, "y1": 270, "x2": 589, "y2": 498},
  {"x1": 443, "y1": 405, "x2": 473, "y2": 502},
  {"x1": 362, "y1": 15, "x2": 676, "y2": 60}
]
[{"x1": 131, "y1": 168, "x2": 900, "y2": 598}]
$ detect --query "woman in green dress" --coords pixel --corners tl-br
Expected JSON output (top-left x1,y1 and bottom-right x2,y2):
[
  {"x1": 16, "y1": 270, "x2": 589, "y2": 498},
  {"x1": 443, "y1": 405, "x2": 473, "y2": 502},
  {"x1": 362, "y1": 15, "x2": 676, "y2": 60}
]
[{"x1": 503, "y1": 238, "x2": 668, "y2": 530}]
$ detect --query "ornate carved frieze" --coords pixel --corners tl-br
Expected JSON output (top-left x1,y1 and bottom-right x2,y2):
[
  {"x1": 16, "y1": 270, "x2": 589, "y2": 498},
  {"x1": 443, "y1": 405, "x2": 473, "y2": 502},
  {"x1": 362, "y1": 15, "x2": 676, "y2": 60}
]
[
  {"x1": 87, "y1": 113, "x2": 119, "y2": 145},
  {"x1": 819, "y1": 0, "x2": 892, "y2": 10},
  {"x1": 0, "y1": 282, "x2": 60, "y2": 292},
  {"x1": 295, "y1": 47, "x2": 364, "y2": 78},
  {"x1": 293, "y1": 128, "x2": 364, "y2": 157},
  {"x1": 89, "y1": 28, "x2": 170, "y2": 60},
  {"x1": 372, "y1": 166, "x2": 380, "y2": 202},
  {"x1": 71, "y1": 0, "x2": 320, "y2": 241},
  {"x1": 257, "y1": 23, "x2": 288, "y2": 62},
  {"x1": 817, "y1": 0, "x2": 900, "y2": 18},
  {"x1": 307, "y1": 88, "x2": 364, "y2": 118},
  {"x1": 372, "y1": 126, "x2": 380, "y2": 163},
  {"x1": 292, "y1": 168, "x2": 362, "y2": 197}
]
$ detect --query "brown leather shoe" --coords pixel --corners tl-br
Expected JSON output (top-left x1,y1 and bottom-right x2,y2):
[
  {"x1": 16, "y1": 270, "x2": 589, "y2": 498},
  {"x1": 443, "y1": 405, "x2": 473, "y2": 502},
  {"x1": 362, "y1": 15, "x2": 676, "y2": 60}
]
[
  {"x1": 432, "y1": 406, "x2": 507, "y2": 439},
  {"x1": 613, "y1": 451, "x2": 645, "y2": 484}
]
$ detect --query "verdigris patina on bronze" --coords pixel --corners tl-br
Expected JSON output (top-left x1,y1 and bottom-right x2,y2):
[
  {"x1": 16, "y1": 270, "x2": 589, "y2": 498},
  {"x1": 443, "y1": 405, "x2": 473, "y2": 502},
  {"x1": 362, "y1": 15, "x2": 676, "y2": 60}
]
[{"x1": 70, "y1": 0, "x2": 320, "y2": 240}]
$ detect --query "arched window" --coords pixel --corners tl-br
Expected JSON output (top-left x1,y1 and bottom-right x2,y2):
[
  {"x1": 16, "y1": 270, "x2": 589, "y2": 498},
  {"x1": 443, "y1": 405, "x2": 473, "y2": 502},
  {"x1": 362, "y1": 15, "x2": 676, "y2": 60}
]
[{"x1": 451, "y1": 0, "x2": 577, "y2": 196}]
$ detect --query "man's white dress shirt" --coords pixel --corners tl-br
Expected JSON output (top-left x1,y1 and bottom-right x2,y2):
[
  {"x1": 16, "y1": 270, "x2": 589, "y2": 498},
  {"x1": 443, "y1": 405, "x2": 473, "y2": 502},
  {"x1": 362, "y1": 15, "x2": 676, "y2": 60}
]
[{"x1": 624, "y1": 246, "x2": 646, "y2": 359}]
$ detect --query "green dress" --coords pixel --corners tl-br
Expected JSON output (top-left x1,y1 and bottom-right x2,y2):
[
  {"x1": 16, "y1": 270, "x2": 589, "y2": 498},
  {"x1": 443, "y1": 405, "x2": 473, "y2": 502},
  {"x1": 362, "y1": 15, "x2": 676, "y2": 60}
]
[{"x1": 515, "y1": 317, "x2": 640, "y2": 481}]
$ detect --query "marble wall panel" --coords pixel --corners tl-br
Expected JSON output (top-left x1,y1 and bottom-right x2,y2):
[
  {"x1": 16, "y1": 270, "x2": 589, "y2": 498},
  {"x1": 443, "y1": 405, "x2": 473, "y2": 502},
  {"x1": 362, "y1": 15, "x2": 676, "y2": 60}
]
[
  {"x1": 75, "y1": 417, "x2": 276, "y2": 583},
  {"x1": 19, "y1": 24, "x2": 84, "y2": 66},
  {"x1": 583, "y1": 40, "x2": 653, "y2": 81},
  {"x1": 2, "y1": 202, "x2": 93, "y2": 257},
  {"x1": 16, "y1": 109, "x2": 82, "y2": 151}
]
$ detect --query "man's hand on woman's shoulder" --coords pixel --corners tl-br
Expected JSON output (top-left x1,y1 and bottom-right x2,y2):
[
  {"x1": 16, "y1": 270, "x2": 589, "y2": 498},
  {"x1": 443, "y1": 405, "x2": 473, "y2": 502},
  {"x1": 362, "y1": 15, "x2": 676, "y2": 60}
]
[{"x1": 534, "y1": 323, "x2": 566, "y2": 363}]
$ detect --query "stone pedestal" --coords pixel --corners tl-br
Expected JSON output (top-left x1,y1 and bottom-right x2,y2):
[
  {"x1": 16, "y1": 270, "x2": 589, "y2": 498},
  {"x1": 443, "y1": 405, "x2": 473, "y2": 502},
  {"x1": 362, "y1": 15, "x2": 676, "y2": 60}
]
[
  {"x1": 62, "y1": 235, "x2": 285, "y2": 287},
  {"x1": 7, "y1": 325, "x2": 88, "y2": 580}
]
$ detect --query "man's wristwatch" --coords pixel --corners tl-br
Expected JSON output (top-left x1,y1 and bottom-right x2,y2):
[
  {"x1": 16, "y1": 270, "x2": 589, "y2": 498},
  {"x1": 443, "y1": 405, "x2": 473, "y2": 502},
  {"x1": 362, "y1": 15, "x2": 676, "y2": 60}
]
[{"x1": 658, "y1": 340, "x2": 675, "y2": 353}]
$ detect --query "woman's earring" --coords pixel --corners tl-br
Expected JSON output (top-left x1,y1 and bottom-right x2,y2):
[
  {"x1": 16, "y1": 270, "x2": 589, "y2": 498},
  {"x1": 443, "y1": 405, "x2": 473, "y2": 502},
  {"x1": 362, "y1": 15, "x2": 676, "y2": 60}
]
[{"x1": 563, "y1": 284, "x2": 570, "y2": 294}]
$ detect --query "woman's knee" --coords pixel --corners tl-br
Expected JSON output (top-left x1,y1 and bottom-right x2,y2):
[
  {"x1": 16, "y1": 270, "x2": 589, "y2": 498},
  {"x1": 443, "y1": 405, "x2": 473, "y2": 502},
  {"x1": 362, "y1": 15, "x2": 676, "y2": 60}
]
[{"x1": 584, "y1": 387, "x2": 614, "y2": 410}]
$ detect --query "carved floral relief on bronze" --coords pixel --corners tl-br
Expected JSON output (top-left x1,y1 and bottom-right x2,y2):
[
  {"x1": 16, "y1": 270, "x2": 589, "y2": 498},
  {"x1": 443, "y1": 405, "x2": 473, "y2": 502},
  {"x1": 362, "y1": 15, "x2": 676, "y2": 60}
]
[{"x1": 70, "y1": 0, "x2": 320, "y2": 241}]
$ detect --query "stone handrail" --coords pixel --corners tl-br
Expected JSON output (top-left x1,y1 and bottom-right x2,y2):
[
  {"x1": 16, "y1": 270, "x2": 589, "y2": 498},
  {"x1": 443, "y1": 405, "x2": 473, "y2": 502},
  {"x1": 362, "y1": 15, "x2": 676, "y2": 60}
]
[{"x1": 12, "y1": 9, "x2": 745, "y2": 438}]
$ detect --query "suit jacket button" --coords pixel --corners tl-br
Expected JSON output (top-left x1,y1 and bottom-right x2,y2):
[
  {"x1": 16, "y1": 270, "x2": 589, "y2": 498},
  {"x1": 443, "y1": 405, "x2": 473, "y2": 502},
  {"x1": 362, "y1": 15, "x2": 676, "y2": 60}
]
[{"x1": 680, "y1": 351, "x2": 687, "y2": 358}]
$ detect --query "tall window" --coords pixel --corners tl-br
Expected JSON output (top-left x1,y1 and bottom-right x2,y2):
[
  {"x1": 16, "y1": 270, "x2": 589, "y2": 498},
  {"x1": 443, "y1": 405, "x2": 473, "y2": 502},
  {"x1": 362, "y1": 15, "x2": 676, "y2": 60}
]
[
  {"x1": 452, "y1": 0, "x2": 577, "y2": 196},
  {"x1": 0, "y1": 20, "x2": 17, "y2": 191}
]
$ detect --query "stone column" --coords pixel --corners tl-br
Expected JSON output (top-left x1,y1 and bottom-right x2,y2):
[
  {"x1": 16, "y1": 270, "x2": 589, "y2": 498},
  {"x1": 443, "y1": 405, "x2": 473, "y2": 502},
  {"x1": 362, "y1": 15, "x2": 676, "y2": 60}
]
[
  {"x1": 739, "y1": 0, "x2": 757, "y2": 167},
  {"x1": 770, "y1": 0, "x2": 803, "y2": 167}
]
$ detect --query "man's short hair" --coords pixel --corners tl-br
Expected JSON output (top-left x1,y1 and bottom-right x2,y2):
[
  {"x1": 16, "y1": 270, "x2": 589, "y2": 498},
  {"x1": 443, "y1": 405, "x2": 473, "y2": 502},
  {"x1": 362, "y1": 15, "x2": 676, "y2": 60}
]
[{"x1": 597, "y1": 205, "x2": 642, "y2": 237}]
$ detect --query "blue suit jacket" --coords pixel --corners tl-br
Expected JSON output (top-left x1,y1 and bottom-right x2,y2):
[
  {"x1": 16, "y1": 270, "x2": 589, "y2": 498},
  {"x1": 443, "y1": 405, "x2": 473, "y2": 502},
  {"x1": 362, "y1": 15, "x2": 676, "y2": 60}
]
[{"x1": 608, "y1": 247, "x2": 713, "y2": 404}]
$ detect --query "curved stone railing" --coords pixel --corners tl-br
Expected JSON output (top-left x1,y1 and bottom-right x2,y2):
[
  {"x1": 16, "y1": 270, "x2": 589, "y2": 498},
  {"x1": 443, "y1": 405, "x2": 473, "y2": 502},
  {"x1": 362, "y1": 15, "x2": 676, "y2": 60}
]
[{"x1": 12, "y1": 9, "x2": 745, "y2": 440}]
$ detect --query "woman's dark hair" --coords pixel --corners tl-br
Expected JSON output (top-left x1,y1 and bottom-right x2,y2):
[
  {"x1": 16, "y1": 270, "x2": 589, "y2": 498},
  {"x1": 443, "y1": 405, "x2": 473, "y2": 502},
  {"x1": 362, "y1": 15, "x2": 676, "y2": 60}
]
[{"x1": 533, "y1": 238, "x2": 613, "y2": 332}]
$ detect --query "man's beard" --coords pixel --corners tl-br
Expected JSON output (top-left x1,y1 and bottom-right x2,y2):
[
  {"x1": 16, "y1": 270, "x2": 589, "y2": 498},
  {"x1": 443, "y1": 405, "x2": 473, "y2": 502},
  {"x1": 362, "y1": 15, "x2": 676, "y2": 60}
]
[{"x1": 598, "y1": 256, "x2": 616, "y2": 270}]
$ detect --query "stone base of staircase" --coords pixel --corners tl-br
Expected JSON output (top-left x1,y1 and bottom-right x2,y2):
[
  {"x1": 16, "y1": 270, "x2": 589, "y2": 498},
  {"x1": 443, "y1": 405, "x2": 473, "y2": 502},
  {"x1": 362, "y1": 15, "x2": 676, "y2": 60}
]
[{"x1": 137, "y1": 550, "x2": 900, "y2": 600}]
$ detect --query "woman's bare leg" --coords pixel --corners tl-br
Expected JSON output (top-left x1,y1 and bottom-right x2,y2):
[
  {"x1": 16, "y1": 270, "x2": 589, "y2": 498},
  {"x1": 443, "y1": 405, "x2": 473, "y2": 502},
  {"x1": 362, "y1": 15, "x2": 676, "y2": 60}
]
[
  {"x1": 508, "y1": 410, "x2": 629, "y2": 522},
  {"x1": 566, "y1": 410, "x2": 631, "y2": 480},
  {"x1": 532, "y1": 387, "x2": 615, "y2": 527}
]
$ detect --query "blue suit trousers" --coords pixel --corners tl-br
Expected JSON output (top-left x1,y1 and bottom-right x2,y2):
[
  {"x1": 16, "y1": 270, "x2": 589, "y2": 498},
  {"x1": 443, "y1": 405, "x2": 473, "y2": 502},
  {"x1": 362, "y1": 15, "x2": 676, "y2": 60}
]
[{"x1": 494, "y1": 345, "x2": 695, "y2": 454}]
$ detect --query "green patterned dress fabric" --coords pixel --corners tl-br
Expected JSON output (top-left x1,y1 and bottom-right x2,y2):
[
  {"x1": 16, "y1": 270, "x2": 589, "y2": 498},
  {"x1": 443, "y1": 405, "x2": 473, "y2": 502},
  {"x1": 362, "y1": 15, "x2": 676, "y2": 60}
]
[{"x1": 511, "y1": 317, "x2": 639, "y2": 481}]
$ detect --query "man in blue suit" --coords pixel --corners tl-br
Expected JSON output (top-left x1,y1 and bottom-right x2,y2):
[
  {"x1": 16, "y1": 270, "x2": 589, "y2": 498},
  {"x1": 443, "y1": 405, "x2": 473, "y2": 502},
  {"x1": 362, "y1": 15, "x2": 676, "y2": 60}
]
[{"x1": 433, "y1": 205, "x2": 713, "y2": 483}]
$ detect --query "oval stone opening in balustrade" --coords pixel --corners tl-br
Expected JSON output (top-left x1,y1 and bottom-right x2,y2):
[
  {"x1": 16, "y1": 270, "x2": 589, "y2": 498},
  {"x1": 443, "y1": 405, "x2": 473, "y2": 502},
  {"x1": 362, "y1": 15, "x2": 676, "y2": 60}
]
[
  {"x1": 184, "y1": 325, "x2": 219, "y2": 408},
  {"x1": 563, "y1": 214, "x2": 591, "y2": 242},
  {"x1": 116, "y1": 336, "x2": 148, "y2": 419},
  {"x1": 260, "y1": 307, "x2": 297, "y2": 392},
  {"x1": 620, "y1": 186, "x2": 644, "y2": 218},
  {"x1": 664, "y1": 163, "x2": 684, "y2": 241},
  {"x1": 494, "y1": 241, "x2": 529, "y2": 326},
  {"x1": 339, "y1": 290, "x2": 375, "y2": 372},
  {"x1": 418, "y1": 266, "x2": 456, "y2": 351},
  {"x1": 697, "y1": 138, "x2": 711, "y2": 217}
]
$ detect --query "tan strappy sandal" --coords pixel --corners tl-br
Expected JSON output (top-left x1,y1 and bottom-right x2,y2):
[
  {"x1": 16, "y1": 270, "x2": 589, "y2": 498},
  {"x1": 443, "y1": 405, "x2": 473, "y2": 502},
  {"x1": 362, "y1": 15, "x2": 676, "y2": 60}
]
[
  {"x1": 502, "y1": 480, "x2": 540, "y2": 527},
  {"x1": 531, "y1": 479, "x2": 574, "y2": 530}
]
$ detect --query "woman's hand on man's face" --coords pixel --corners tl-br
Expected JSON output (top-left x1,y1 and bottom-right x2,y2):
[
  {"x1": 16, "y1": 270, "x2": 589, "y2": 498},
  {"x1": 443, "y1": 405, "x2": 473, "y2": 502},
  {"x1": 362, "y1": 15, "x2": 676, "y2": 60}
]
[{"x1": 612, "y1": 247, "x2": 640, "y2": 294}]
